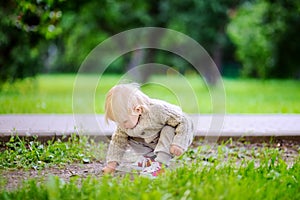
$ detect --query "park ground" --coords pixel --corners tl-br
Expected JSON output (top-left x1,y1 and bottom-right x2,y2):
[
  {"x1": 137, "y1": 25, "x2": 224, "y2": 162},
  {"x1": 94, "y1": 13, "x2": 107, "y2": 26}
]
[
  {"x1": 0, "y1": 75, "x2": 299, "y2": 199},
  {"x1": 1, "y1": 138, "x2": 299, "y2": 188}
]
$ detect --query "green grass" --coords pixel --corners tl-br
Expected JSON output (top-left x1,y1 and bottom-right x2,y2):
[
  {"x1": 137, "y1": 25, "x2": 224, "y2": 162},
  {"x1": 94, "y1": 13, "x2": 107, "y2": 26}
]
[
  {"x1": 0, "y1": 135, "x2": 106, "y2": 170},
  {"x1": 0, "y1": 74, "x2": 299, "y2": 113},
  {"x1": 0, "y1": 137, "x2": 299, "y2": 199}
]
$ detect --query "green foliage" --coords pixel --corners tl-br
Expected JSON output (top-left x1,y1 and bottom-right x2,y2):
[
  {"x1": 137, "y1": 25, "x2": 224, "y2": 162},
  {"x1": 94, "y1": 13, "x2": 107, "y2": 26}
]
[
  {"x1": 157, "y1": 0, "x2": 246, "y2": 75},
  {"x1": 14, "y1": 0, "x2": 63, "y2": 39},
  {"x1": 268, "y1": 0, "x2": 300, "y2": 78},
  {"x1": 227, "y1": 1, "x2": 274, "y2": 78},
  {"x1": 53, "y1": 0, "x2": 166, "y2": 73},
  {"x1": 0, "y1": 135, "x2": 106, "y2": 170},
  {"x1": 0, "y1": 8, "x2": 39, "y2": 84},
  {"x1": 0, "y1": 0, "x2": 247, "y2": 82},
  {"x1": 0, "y1": 0, "x2": 64, "y2": 85},
  {"x1": 227, "y1": 0, "x2": 300, "y2": 78},
  {"x1": 0, "y1": 142, "x2": 299, "y2": 199},
  {"x1": 168, "y1": 0, "x2": 240, "y2": 50},
  {"x1": 2, "y1": 0, "x2": 300, "y2": 85}
]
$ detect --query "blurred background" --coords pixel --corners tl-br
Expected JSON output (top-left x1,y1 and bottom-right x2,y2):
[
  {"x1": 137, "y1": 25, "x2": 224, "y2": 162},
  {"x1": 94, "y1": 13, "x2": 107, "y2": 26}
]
[
  {"x1": 1, "y1": 0, "x2": 300, "y2": 81},
  {"x1": 0, "y1": 0, "x2": 299, "y2": 114}
]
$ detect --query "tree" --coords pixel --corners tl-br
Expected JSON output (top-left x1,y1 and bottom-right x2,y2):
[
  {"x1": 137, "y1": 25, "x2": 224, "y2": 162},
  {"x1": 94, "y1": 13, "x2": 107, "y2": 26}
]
[
  {"x1": 0, "y1": 0, "x2": 63, "y2": 85},
  {"x1": 167, "y1": 0, "x2": 245, "y2": 70},
  {"x1": 227, "y1": 0, "x2": 300, "y2": 78},
  {"x1": 53, "y1": 0, "x2": 153, "y2": 73},
  {"x1": 52, "y1": 0, "x2": 247, "y2": 83},
  {"x1": 267, "y1": 0, "x2": 300, "y2": 78}
]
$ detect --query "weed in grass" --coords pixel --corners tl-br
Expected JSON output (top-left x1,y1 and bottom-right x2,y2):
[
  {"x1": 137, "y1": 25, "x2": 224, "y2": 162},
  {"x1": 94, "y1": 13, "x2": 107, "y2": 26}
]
[{"x1": 0, "y1": 135, "x2": 107, "y2": 170}]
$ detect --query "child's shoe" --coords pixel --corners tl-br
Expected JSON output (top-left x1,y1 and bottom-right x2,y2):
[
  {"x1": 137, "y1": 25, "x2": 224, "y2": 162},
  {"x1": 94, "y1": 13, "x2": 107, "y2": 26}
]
[
  {"x1": 132, "y1": 156, "x2": 155, "y2": 170},
  {"x1": 140, "y1": 161, "x2": 165, "y2": 178}
]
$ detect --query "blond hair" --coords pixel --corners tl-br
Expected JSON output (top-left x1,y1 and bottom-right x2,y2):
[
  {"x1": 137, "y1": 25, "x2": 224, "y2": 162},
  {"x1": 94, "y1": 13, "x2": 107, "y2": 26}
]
[{"x1": 105, "y1": 83, "x2": 150, "y2": 124}]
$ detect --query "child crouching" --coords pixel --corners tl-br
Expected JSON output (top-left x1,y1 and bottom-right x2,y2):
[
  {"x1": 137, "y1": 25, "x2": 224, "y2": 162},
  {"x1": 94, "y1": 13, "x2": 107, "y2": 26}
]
[{"x1": 102, "y1": 83, "x2": 194, "y2": 177}]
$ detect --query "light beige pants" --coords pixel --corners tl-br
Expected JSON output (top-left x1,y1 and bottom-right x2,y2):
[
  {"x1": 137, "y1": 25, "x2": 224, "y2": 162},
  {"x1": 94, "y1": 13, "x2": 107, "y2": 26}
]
[{"x1": 128, "y1": 125, "x2": 175, "y2": 166}]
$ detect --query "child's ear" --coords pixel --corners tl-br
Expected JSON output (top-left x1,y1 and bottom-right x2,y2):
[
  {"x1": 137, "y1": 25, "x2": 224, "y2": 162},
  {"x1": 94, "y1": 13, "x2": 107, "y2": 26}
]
[{"x1": 134, "y1": 105, "x2": 143, "y2": 115}]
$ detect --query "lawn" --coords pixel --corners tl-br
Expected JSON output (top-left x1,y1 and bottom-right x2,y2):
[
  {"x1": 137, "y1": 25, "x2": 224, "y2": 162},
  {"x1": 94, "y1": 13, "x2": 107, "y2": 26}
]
[
  {"x1": 0, "y1": 136, "x2": 299, "y2": 199},
  {"x1": 0, "y1": 74, "x2": 299, "y2": 114}
]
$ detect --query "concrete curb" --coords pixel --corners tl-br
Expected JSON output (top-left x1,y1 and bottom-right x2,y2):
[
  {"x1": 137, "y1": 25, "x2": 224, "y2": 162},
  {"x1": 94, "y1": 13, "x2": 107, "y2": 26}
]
[{"x1": 1, "y1": 114, "x2": 300, "y2": 142}]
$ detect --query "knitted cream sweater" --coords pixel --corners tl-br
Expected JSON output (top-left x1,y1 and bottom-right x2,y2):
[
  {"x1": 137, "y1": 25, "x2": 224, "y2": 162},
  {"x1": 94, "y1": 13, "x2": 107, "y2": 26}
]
[{"x1": 106, "y1": 99, "x2": 194, "y2": 163}]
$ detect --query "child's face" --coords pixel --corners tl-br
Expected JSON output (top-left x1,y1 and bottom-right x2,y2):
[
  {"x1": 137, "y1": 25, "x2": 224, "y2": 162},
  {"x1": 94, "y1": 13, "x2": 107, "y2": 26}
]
[{"x1": 120, "y1": 114, "x2": 140, "y2": 129}]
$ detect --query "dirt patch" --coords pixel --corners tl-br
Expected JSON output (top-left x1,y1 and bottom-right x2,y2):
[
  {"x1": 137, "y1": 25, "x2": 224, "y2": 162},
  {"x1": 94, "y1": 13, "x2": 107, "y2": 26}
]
[
  {"x1": 0, "y1": 162, "x2": 105, "y2": 191},
  {"x1": 1, "y1": 140, "x2": 299, "y2": 191}
]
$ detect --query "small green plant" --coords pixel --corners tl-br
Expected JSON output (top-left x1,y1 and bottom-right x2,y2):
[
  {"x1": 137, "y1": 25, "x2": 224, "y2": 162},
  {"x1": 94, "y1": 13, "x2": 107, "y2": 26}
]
[{"x1": 0, "y1": 135, "x2": 107, "y2": 170}]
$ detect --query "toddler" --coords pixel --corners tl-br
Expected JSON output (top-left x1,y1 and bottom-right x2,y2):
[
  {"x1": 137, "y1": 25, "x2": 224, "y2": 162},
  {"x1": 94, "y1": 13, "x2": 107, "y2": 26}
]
[{"x1": 102, "y1": 83, "x2": 194, "y2": 177}]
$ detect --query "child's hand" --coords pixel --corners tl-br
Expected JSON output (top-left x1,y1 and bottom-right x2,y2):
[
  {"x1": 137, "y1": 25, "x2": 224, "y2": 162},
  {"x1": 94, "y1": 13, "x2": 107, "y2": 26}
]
[
  {"x1": 102, "y1": 161, "x2": 117, "y2": 174},
  {"x1": 170, "y1": 145, "x2": 184, "y2": 156}
]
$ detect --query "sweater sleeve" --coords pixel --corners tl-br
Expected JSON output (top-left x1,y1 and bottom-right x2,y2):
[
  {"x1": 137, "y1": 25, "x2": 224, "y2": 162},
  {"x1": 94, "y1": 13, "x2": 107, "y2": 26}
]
[
  {"x1": 153, "y1": 103, "x2": 194, "y2": 151},
  {"x1": 106, "y1": 126, "x2": 129, "y2": 164}
]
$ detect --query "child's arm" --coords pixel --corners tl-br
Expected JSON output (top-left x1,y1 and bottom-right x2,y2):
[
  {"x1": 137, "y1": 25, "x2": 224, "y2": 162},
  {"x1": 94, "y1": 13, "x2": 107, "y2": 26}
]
[
  {"x1": 168, "y1": 115, "x2": 193, "y2": 151},
  {"x1": 102, "y1": 127, "x2": 128, "y2": 174}
]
